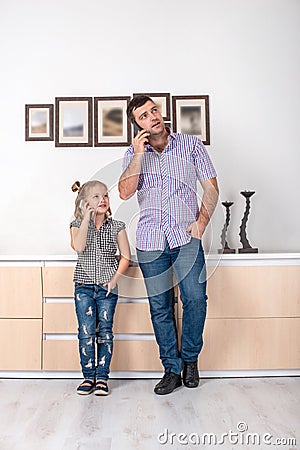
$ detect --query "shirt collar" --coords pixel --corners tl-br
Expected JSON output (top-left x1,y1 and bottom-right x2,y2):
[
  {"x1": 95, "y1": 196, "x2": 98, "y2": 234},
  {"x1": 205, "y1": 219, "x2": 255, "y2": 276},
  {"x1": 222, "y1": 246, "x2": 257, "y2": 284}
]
[
  {"x1": 166, "y1": 126, "x2": 176, "y2": 140},
  {"x1": 90, "y1": 216, "x2": 111, "y2": 229},
  {"x1": 145, "y1": 127, "x2": 176, "y2": 153}
]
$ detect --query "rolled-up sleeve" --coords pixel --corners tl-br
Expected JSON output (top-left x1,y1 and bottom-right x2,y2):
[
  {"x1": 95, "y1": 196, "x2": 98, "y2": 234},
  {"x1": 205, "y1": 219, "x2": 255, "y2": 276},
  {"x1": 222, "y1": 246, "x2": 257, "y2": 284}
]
[
  {"x1": 192, "y1": 139, "x2": 217, "y2": 181},
  {"x1": 122, "y1": 146, "x2": 135, "y2": 172}
]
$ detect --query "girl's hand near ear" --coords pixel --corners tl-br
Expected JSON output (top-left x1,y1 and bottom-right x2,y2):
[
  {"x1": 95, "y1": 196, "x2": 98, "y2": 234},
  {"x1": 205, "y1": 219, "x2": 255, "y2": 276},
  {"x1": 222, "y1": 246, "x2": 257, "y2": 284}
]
[
  {"x1": 71, "y1": 202, "x2": 96, "y2": 253},
  {"x1": 82, "y1": 202, "x2": 96, "y2": 221}
]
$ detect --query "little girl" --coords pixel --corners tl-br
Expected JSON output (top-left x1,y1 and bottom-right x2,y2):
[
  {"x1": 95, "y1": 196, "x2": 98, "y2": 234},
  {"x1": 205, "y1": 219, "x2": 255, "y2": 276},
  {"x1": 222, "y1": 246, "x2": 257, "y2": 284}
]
[{"x1": 70, "y1": 180, "x2": 130, "y2": 396}]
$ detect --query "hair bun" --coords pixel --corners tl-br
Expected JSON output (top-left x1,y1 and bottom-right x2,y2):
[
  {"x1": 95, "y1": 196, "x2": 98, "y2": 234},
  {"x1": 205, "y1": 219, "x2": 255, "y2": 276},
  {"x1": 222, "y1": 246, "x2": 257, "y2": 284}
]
[{"x1": 71, "y1": 181, "x2": 81, "y2": 192}]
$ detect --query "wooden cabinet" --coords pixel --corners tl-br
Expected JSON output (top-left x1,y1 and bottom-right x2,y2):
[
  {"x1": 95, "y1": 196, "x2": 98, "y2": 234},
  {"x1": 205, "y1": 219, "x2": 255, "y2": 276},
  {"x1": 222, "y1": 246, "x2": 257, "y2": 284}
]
[
  {"x1": 42, "y1": 265, "x2": 162, "y2": 372},
  {"x1": 43, "y1": 302, "x2": 153, "y2": 334},
  {"x1": 118, "y1": 267, "x2": 148, "y2": 298},
  {"x1": 42, "y1": 266, "x2": 74, "y2": 298},
  {"x1": 43, "y1": 303, "x2": 77, "y2": 334},
  {"x1": 0, "y1": 319, "x2": 42, "y2": 370},
  {"x1": 177, "y1": 317, "x2": 300, "y2": 370},
  {"x1": 42, "y1": 265, "x2": 148, "y2": 299},
  {"x1": 0, "y1": 267, "x2": 42, "y2": 318},
  {"x1": 42, "y1": 301, "x2": 158, "y2": 370},
  {"x1": 206, "y1": 265, "x2": 300, "y2": 318},
  {"x1": 43, "y1": 340, "x2": 162, "y2": 371},
  {"x1": 210, "y1": 317, "x2": 299, "y2": 370},
  {"x1": 0, "y1": 256, "x2": 299, "y2": 375},
  {"x1": 177, "y1": 266, "x2": 300, "y2": 319},
  {"x1": 177, "y1": 265, "x2": 300, "y2": 370},
  {"x1": 111, "y1": 341, "x2": 162, "y2": 371},
  {"x1": 0, "y1": 266, "x2": 43, "y2": 370}
]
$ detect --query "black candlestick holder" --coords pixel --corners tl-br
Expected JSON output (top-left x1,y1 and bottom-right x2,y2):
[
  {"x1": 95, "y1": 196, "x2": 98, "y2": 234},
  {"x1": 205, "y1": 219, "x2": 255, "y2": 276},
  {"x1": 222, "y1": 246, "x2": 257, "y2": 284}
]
[
  {"x1": 238, "y1": 191, "x2": 258, "y2": 253},
  {"x1": 218, "y1": 201, "x2": 235, "y2": 254}
]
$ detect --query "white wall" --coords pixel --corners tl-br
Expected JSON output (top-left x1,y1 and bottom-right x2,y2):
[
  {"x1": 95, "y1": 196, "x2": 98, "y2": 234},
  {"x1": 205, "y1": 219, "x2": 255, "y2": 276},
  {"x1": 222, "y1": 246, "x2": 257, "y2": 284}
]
[{"x1": 0, "y1": 0, "x2": 299, "y2": 255}]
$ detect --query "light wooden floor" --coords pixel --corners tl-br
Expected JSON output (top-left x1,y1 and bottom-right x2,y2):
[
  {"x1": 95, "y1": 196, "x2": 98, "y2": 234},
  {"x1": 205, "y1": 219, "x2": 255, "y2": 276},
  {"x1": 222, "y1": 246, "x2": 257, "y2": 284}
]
[{"x1": 0, "y1": 377, "x2": 299, "y2": 450}]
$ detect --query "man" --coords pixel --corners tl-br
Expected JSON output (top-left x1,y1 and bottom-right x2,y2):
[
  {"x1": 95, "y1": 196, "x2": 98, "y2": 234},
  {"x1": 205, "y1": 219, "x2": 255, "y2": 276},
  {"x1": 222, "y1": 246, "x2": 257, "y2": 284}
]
[{"x1": 118, "y1": 96, "x2": 219, "y2": 395}]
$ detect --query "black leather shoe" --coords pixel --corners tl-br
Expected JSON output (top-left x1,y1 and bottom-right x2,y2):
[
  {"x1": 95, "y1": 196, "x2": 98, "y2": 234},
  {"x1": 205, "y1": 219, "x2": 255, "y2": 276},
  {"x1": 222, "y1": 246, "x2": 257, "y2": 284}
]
[
  {"x1": 154, "y1": 372, "x2": 182, "y2": 395},
  {"x1": 183, "y1": 362, "x2": 200, "y2": 388}
]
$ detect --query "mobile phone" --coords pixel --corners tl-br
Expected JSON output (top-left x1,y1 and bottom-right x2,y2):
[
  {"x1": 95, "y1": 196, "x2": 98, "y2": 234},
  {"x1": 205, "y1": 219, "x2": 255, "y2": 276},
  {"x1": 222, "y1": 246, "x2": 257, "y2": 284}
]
[{"x1": 133, "y1": 121, "x2": 143, "y2": 137}]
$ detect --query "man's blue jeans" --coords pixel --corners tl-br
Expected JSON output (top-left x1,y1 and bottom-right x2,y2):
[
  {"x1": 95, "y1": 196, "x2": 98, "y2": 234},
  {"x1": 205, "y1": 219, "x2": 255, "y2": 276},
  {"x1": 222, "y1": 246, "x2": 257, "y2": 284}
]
[
  {"x1": 137, "y1": 238, "x2": 208, "y2": 375},
  {"x1": 74, "y1": 283, "x2": 118, "y2": 380}
]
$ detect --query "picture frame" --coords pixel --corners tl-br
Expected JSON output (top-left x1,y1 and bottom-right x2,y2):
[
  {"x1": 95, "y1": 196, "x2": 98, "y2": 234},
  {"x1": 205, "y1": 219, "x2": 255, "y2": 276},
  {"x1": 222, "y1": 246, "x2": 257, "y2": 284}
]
[
  {"x1": 172, "y1": 95, "x2": 210, "y2": 145},
  {"x1": 25, "y1": 104, "x2": 54, "y2": 141},
  {"x1": 164, "y1": 121, "x2": 172, "y2": 131},
  {"x1": 55, "y1": 97, "x2": 93, "y2": 147},
  {"x1": 133, "y1": 93, "x2": 171, "y2": 121},
  {"x1": 94, "y1": 97, "x2": 131, "y2": 147}
]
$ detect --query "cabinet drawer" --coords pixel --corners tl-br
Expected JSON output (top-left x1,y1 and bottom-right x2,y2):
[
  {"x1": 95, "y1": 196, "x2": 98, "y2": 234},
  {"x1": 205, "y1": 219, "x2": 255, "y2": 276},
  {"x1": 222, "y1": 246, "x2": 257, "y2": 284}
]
[
  {"x1": 177, "y1": 317, "x2": 300, "y2": 370},
  {"x1": 43, "y1": 302, "x2": 153, "y2": 334},
  {"x1": 43, "y1": 303, "x2": 77, "y2": 333},
  {"x1": 118, "y1": 267, "x2": 147, "y2": 298},
  {"x1": 0, "y1": 267, "x2": 42, "y2": 318},
  {"x1": 111, "y1": 340, "x2": 162, "y2": 371},
  {"x1": 177, "y1": 266, "x2": 300, "y2": 319},
  {"x1": 43, "y1": 339, "x2": 162, "y2": 371},
  {"x1": 42, "y1": 266, "x2": 147, "y2": 299},
  {"x1": 43, "y1": 340, "x2": 80, "y2": 371},
  {"x1": 0, "y1": 319, "x2": 42, "y2": 370},
  {"x1": 115, "y1": 303, "x2": 153, "y2": 333},
  {"x1": 42, "y1": 267, "x2": 74, "y2": 298},
  {"x1": 207, "y1": 266, "x2": 300, "y2": 318}
]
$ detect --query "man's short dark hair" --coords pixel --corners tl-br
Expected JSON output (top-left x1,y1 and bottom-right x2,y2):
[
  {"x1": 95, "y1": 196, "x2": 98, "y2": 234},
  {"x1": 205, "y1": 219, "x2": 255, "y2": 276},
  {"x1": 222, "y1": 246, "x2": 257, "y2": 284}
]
[{"x1": 127, "y1": 95, "x2": 154, "y2": 123}]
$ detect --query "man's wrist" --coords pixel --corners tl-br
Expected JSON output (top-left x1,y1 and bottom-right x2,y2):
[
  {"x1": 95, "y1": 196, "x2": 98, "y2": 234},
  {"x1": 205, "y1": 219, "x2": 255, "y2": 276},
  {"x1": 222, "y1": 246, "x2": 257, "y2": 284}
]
[{"x1": 196, "y1": 219, "x2": 206, "y2": 236}]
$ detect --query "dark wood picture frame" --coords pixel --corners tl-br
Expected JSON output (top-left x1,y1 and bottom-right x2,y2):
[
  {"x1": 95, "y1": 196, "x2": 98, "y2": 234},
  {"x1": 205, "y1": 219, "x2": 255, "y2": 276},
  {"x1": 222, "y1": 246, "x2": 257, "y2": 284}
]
[
  {"x1": 55, "y1": 97, "x2": 93, "y2": 147},
  {"x1": 94, "y1": 96, "x2": 131, "y2": 147},
  {"x1": 25, "y1": 104, "x2": 54, "y2": 141},
  {"x1": 172, "y1": 95, "x2": 210, "y2": 145}
]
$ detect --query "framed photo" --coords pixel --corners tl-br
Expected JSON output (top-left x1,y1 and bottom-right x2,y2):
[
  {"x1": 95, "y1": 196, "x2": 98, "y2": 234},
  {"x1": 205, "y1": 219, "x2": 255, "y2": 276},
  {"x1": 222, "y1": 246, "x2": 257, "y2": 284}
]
[
  {"x1": 94, "y1": 97, "x2": 131, "y2": 147},
  {"x1": 172, "y1": 95, "x2": 210, "y2": 145},
  {"x1": 55, "y1": 97, "x2": 93, "y2": 147},
  {"x1": 25, "y1": 104, "x2": 54, "y2": 141},
  {"x1": 133, "y1": 93, "x2": 171, "y2": 121}
]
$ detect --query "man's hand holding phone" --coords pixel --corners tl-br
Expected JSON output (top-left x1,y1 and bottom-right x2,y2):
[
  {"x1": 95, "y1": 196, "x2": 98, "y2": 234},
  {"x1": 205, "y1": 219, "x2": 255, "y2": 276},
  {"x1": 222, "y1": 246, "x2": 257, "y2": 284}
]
[{"x1": 133, "y1": 121, "x2": 150, "y2": 155}]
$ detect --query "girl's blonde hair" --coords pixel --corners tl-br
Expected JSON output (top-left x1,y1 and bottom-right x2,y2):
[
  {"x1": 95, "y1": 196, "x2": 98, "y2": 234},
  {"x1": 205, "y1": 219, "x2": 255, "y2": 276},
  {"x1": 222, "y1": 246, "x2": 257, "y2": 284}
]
[{"x1": 71, "y1": 180, "x2": 112, "y2": 220}]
